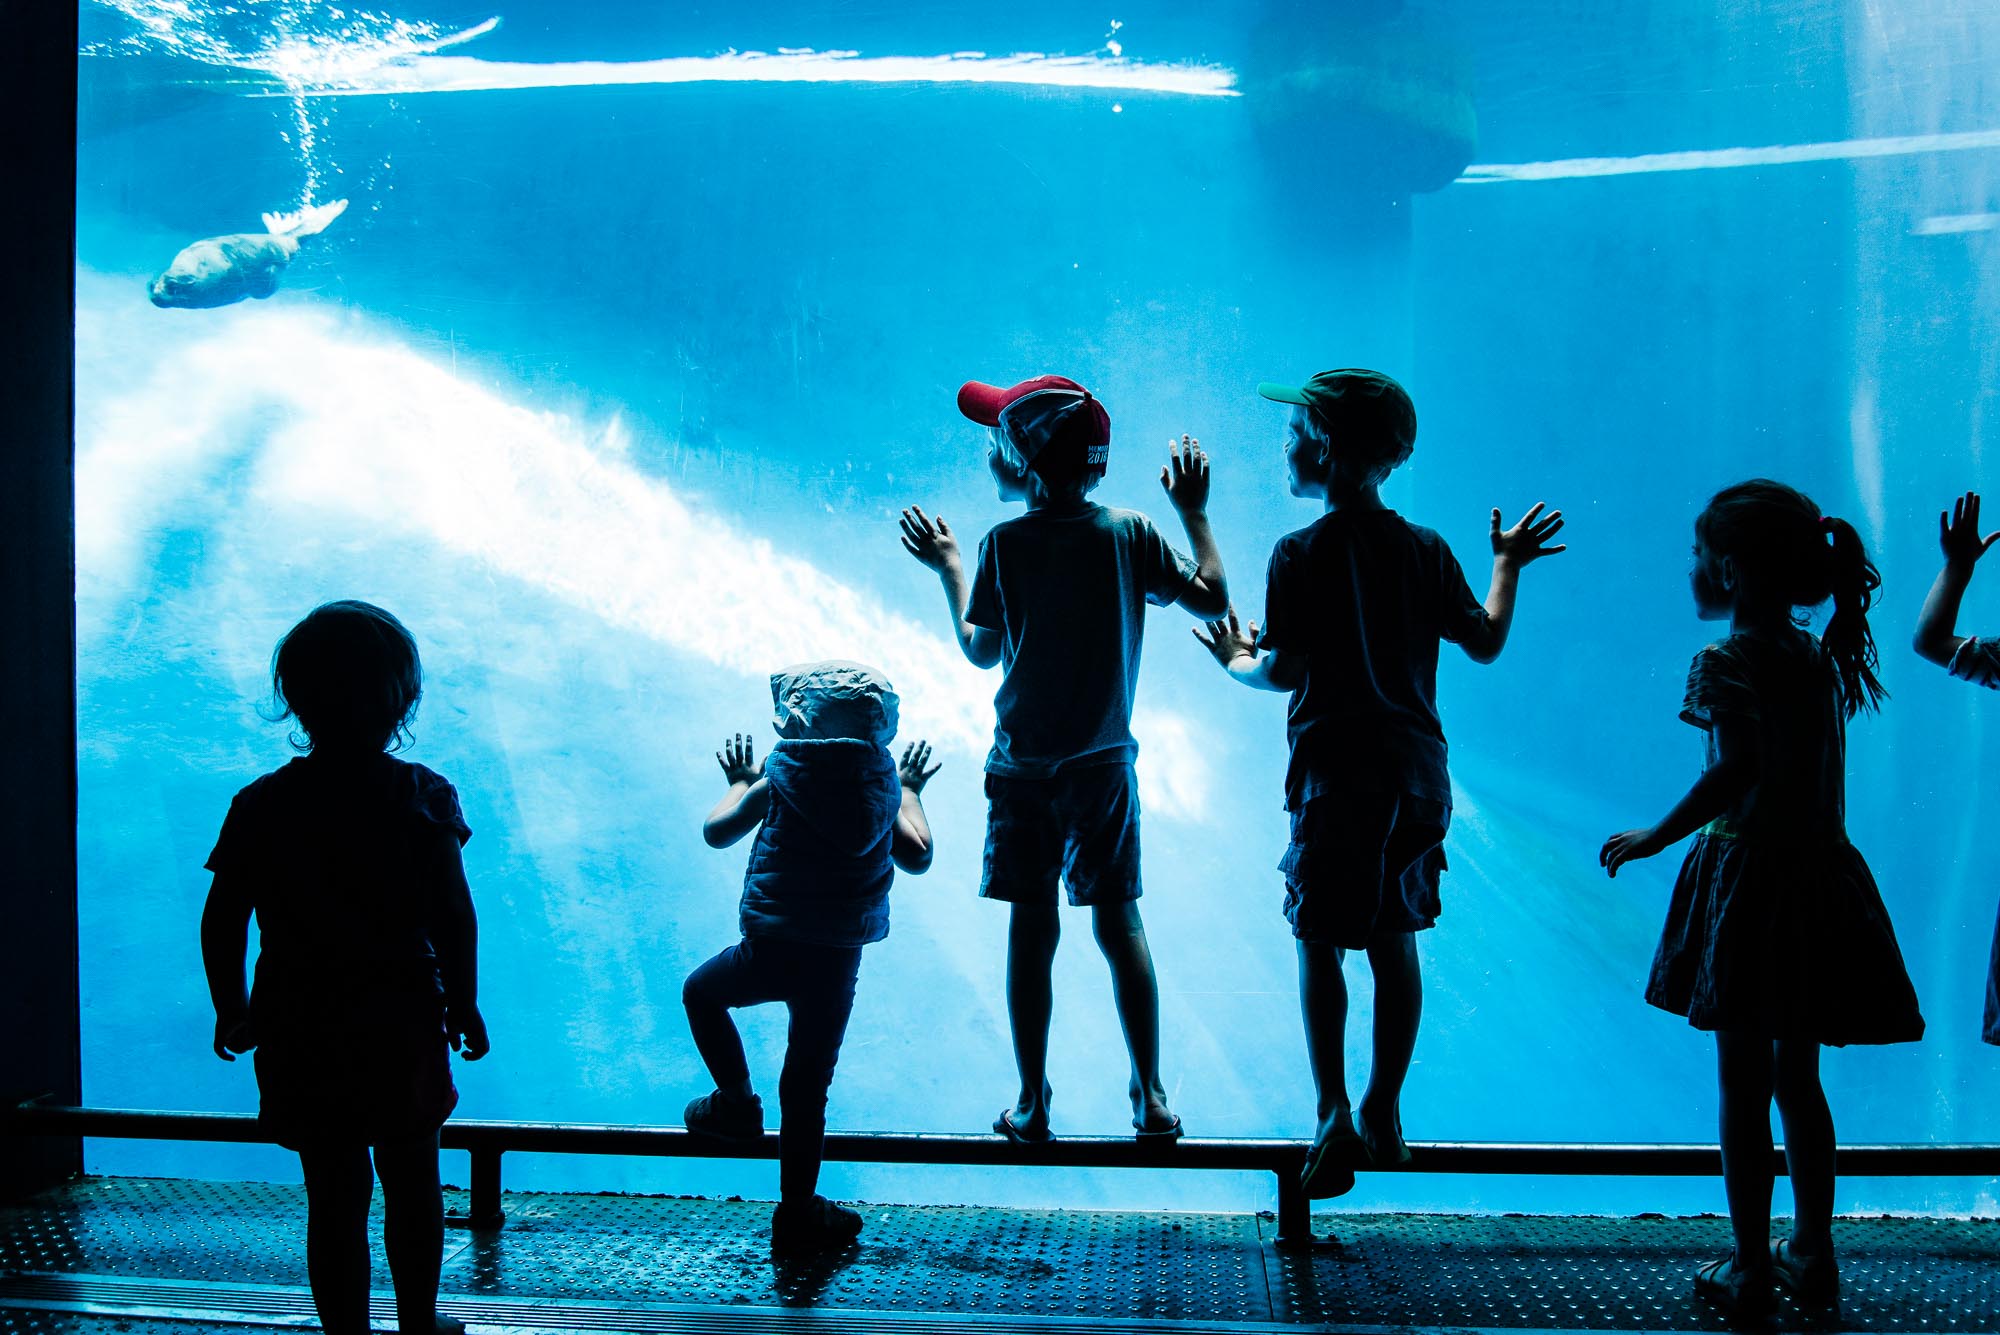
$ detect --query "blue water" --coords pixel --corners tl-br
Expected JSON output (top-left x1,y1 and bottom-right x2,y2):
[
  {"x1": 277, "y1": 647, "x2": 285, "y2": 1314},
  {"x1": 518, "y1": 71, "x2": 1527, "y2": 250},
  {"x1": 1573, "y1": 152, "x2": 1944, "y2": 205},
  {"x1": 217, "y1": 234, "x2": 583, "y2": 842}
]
[{"x1": 73, "y1": 0, "x2": 2000, "y2": 1216}]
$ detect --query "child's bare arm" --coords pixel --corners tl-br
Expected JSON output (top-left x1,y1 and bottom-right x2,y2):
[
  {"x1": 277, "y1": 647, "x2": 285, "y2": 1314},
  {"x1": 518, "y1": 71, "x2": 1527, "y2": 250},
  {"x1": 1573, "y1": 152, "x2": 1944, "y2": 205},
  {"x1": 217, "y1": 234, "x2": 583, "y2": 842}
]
[
  {"x1": 1915, "y1": 491, "x2": 2000, "y2": 666},
  {"x1": 1600, "y1": 715, "x2": 1758, "y2": 877},
  {"x1": 890, "y1": 740, "x2": 942, "y2": 874},
  {"x1": 1458, "y1": 503, "x2": 1567, "y2": 664},
  {"x1": 703, "y1": 733, "x2": 774, "y2": 847},
  {"x1": 199, "y1": 874, "x2": 257, "y2": 1060},
  {"x1": 899, "y1": 506, "x2": 1003, "y2": 668},
  {"x1": 1161, "y1": 436, "x2": 1229, "y2": 617},
  {"x1": 1192, "y1": 608, "x2": 1305, "y2": 691},
  {"x1": 424, "y1": 830, "x2": 490, "y2": 1060}
]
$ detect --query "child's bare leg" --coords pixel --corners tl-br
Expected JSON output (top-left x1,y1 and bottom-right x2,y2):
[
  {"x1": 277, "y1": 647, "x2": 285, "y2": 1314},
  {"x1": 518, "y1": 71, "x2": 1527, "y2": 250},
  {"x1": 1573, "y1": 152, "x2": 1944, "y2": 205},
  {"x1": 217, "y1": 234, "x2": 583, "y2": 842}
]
[
  {"x1": 373, "y1": 1133, "x2": 454, "y2": 1334},
  {"x1": 1091, "y1": 899, "x2": 1173, "y2": 1129},
  {"x1": 1295, "y1": 938, "x2": 1351, "y2": 1137},
  {"x1": 1357, "y1": 932, "x2": 1422, "y2": 1151},
  {"x1": 1714, "y1": 1031, "x2": 1778, "y2": 1271},
  {"x1": 1772, "y1": 1039, "x2": 1836, "y2": 1257},
  {"x1": 298, "y1": 1144, "x2": 374, "y2": 1335},
  {"x1": 1006, "y1": 903, "x2": 1060, "y2": 1133}
]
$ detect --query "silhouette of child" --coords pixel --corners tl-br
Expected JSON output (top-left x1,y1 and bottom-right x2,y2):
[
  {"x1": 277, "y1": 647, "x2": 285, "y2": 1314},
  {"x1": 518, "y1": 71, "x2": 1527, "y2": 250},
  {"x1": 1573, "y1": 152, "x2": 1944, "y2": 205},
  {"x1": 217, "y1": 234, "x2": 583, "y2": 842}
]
[
  {"x1": 898, "y1": 375, "x2": 1229, "y2": 1142},
  {"x1": 1914, "y1": 489, "x2": 2000, "y2": 1046},
  {"x1": 682, "y1": 661, "x2": 937, "y2": 1257},
  {"x1": 1193, "y1": 368, "x2": 1564, "y2": 1199},
  {"x1": 200, "y1": 600, "x2": 488, "y2": 1335},
  {"x1": 1603, "y1": 480, "x2": 1924, "y2": 1316}
]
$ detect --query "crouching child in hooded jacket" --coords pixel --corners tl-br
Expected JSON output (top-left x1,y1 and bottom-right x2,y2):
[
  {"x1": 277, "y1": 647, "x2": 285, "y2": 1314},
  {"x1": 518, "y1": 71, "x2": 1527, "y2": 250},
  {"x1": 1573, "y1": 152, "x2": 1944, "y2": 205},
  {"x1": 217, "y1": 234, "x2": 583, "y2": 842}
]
[{"x1": 682, "y1": 661, "x2": 940, "y2": 1257}]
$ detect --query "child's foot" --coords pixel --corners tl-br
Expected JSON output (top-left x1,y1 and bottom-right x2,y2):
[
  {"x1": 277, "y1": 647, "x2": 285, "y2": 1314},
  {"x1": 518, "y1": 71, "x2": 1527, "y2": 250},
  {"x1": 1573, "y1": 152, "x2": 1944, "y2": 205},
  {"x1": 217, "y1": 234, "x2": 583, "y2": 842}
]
[
  {"x1": 771, "y1": 1195, "x2": 864, "y2": 1258},
  {"x1": 1301, "y1": 1109, "x2": 1362, "y2": 1200},
  {"x1": 395, "y1": 1314, "x2": 463, "y2": 1335},
  {"x1": 1771, "y1": 1239, "x2": 1840, "y2": 1308},
  {"x1": 995, "y1": 1082, "x2": 1054, "y2": 1143},
  {"x1": 1693, "y1": 1254, "x2": 1777, "y2": 1317},
  {"x1": 1130, "y1": 1081, "x2": 1181, "y2": 1139},
  {"x1": 684, "y1": 1089, "x2": 764, "y2": 1142},
  {"x1": 1353, "y1": 1103, "x2": 1412, "y2": 1168}
]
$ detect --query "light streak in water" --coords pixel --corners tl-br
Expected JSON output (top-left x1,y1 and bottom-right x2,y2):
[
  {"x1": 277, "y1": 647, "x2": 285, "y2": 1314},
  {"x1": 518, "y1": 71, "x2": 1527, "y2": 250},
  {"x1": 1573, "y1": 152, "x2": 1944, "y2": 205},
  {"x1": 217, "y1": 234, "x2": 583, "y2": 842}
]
[{"x1": 1461, "y1": 128, "x2": 2000, "y2": 184}]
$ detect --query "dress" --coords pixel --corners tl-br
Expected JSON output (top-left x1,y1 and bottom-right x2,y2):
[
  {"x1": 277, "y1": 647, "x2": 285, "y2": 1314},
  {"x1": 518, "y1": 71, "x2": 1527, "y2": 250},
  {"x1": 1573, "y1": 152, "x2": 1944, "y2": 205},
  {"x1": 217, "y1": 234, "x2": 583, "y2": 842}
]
[
  {"x1": 1644, "y1": 627, "x2": 1924, "y2": 1045},
  {"x1": 206, "y1": 752, "x2": 472, "y2": 1148}
]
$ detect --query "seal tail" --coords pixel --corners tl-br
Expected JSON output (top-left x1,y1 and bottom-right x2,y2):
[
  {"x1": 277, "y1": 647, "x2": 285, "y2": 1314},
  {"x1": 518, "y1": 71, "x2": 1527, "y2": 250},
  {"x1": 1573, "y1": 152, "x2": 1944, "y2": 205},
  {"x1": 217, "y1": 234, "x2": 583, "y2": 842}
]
[{"x1": 262, "y1": 198, "x2": 349, "y2": 239}]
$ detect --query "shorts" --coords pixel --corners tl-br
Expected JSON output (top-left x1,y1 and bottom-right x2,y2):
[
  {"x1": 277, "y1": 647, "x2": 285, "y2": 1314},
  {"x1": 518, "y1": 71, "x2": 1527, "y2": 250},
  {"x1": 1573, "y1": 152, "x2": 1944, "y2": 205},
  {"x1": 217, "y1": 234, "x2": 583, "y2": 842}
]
[
  {"x1": 1279, "y1": 790, "x2": 1449, "y2": 948},
  {"x1": 982, "y1": 763, "x2": 1141, "y2": 907}
]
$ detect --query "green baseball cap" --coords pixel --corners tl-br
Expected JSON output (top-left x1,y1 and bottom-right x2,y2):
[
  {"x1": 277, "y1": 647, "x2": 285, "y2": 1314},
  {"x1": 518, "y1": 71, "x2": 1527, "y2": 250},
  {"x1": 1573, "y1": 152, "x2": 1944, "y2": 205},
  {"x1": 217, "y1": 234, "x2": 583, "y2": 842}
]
[{"x1": 1257, "y1": 368, "x2": 1417, "y2": 450}]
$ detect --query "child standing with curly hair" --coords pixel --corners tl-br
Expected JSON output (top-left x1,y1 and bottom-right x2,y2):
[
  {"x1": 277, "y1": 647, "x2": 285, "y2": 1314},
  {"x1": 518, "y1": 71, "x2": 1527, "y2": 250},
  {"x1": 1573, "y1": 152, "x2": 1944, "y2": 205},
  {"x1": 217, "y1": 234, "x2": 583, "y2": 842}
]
[{"x1": 201, "y1": 600, "x2": 487, "y2": 1335}]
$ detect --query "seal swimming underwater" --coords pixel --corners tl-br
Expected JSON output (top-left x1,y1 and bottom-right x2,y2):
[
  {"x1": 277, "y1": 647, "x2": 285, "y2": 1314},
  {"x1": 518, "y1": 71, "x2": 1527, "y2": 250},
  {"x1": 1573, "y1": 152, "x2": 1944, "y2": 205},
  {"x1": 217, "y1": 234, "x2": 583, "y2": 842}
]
[{"x1": 149, "y1": 199, "x2": 349, "y2": 309}]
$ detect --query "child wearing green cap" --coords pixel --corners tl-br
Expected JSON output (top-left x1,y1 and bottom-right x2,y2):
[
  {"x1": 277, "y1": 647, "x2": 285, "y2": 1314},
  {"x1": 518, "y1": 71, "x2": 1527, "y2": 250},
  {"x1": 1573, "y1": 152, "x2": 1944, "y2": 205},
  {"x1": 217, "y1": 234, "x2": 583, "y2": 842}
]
[
  {"x1": 1193, "y1": 368, "x2": 1566, "y2": 1198},
  {"x1": 898, "y1": 374, "x2": 1229, "y2": 1142}
]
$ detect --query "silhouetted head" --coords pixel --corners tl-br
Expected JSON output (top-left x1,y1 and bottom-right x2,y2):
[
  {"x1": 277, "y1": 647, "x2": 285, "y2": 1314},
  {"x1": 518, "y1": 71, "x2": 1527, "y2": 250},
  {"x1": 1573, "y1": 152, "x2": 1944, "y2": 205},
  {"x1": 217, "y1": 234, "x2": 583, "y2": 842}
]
[
  {"x1": 269, "y1": 600, "x2": 424, "y2": 753},
  {"x1": 1260, "y1": 369, "x2": 1416, "y2": 498},
  {"x1": 1692, "y1": 479, "x2": 1885, "y2": 716}
]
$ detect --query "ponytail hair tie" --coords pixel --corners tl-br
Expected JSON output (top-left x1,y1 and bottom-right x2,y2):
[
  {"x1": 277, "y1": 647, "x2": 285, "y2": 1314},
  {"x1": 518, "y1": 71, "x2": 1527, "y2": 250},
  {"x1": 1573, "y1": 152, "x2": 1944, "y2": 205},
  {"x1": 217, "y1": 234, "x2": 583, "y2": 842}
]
[{"x1": 1820, "y1": 515, "x2": 1836, "y2": 532}]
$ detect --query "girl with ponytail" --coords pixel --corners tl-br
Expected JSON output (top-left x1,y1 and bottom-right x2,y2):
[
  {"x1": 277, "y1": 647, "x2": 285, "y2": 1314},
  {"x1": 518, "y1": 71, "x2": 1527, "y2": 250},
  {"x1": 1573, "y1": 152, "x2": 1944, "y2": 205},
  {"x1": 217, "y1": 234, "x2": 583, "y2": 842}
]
[{"x1": 1600, "y1": 479, "x2": 1923, "y2": 1317}]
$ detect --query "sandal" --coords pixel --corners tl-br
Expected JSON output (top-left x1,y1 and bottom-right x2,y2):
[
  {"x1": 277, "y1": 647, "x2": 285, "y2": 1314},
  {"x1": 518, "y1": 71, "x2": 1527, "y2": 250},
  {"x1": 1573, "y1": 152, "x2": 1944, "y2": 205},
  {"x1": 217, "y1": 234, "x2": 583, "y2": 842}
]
[
  {"x1": 1300, "y1": 1112, "x2": 1361, "y2": 1200},
  {"x1": 1771, "y1": 1239, "x2": 1840, "y2": 1308},
  {"x1": 1693, "y1": 1254, "x2": 1777, "y2": 1317},
  {"x1": 1134, "y1": 1113, "x2": 1184, "y2": 1141}
]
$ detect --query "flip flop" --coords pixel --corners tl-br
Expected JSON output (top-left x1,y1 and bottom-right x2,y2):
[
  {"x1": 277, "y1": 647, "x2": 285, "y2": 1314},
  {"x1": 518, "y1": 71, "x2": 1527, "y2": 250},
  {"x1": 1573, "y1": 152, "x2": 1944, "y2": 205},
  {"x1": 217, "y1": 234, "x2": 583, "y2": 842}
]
[
  {"x1": 1300, "y1": 1121, "x2": 1361, "y2": 1200},
  {"x1": 1134, "y1": 1113, "x2": 1184, "y2": 1141},
  {"x1": 993, "y1": 1109, "x2": 1056, "y2": 1145}
]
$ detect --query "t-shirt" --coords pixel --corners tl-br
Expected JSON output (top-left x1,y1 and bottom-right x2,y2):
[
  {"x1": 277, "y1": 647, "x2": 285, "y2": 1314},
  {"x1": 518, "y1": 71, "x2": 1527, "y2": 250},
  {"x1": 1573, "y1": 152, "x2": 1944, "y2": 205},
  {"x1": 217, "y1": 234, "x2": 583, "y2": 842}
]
[
  {"x1": 1681, "y1": 627, "x2": 1849, "y2": 844},
  {"x1": 205, "y1": 752, "x2": 473, "y2": 1033},
  {"x1": 966, "y1": 502, "x2": 1198, "y2": 777},
  {"x1": 1260, "y1": 509, "x2": 1487, "y2": 809}
]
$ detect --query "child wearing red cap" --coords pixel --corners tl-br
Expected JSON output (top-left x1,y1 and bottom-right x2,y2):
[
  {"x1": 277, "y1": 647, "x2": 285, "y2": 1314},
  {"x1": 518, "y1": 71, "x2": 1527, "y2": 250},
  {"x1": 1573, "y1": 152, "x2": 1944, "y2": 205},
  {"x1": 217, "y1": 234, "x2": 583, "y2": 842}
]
[
  {"x1": 898, "y1": 375, "x2": 1228, "y2": 1141},
  {"x1": 1193, "y1": 369, "x2": 1566, "y2": 1200}
]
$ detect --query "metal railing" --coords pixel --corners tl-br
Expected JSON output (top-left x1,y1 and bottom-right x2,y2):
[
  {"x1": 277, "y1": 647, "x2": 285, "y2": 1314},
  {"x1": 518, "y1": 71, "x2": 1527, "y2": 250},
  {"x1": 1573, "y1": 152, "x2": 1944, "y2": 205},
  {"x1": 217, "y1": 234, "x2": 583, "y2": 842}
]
[{"x1": 10, "y1": 1102, "x2": 2000, "y2": 1249}]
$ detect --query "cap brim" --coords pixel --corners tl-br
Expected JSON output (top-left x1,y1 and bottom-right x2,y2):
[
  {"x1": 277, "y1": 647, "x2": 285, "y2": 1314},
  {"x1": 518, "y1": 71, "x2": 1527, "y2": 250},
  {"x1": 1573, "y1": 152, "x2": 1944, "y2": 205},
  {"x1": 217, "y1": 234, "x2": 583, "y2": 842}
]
[
  {"x1": 957, "y1": 380, "x2": 1010, "y2": 427},
  {"x1": 1257, "y1": 381, "x2": 1312, "y2": 406}
]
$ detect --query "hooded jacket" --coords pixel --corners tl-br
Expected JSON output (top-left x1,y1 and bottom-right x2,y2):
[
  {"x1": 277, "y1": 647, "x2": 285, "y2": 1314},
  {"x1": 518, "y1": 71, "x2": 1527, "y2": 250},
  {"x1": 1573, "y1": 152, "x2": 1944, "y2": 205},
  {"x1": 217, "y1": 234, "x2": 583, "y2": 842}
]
[{"x1": 740, "y1": 737, "x2": 902, "y2": 947}]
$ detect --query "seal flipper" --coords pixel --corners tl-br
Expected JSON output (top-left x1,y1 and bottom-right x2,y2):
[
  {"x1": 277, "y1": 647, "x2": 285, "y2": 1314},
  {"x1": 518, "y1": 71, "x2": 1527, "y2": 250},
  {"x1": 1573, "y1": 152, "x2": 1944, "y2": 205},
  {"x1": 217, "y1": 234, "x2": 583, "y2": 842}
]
[{"x1": 261, "y1": 199, "x2": 348, "y2": 239}]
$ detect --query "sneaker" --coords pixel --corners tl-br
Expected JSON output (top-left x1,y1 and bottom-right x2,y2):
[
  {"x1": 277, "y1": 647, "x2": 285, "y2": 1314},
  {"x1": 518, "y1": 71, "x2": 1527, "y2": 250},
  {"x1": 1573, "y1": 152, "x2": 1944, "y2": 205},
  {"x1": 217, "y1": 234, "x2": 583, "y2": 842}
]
[
  {"x1": 771, "y1": 1195, "x2": 863, "y2": 1258},
  {"x1": 1772, "y1": 1239, "x2": 1840, "y2": 1308},
  {"x1": 684, "y1": 1089, "x2": 764, "y2": 1142}
]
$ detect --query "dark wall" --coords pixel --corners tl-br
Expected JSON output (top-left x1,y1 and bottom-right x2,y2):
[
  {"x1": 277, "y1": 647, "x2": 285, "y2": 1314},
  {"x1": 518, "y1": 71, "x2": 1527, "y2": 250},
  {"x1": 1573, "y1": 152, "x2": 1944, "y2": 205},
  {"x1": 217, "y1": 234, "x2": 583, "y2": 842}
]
[{"x1": 0, "y1": 1, "x2": 82, "y2": 1196}]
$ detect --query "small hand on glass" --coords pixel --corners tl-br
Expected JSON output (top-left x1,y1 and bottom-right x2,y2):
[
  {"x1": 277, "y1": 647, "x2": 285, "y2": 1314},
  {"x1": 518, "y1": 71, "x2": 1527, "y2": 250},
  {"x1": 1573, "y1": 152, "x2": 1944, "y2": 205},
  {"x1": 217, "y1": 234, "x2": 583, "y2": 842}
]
[
  {"x1": 1941, "y1": 491, "x2": 2000, "y2": 572},
  {"x1": 899, "y1": 506, "x2": 962, "y2": 574},
  {"x1": 898, "y1": 740, "x2": 942, "y2": 792},
  {"x1": 1191, "y1": 607, "x2": 1261, "y2": 669},
  {"x1": 212, "y1": 1014, "x2": 256, "y2": 1061},
  {"x1": 717, "y1": 733, "x2": 762, "y2": 786},
  {"x1": 1160, "y1": 435, "x2": 1211, "y2": 515},
  {"x1": 448, "y1": 1003, "x2": 491, "y2": 1061},
  {"x1": 1492, "y1": 503, "x2": 1568, "y2": 568},
  {"x1": 1599, "y1": 826, "x2": 1665, "y2": 878}
]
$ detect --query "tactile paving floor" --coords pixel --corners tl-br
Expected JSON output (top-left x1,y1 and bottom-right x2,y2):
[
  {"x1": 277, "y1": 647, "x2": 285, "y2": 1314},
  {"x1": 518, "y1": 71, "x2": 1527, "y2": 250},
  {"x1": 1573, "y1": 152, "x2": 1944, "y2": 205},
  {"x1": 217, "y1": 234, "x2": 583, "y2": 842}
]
[{"x1": 3, "y1": 1177, "x2": 1999, "y2": 1331}]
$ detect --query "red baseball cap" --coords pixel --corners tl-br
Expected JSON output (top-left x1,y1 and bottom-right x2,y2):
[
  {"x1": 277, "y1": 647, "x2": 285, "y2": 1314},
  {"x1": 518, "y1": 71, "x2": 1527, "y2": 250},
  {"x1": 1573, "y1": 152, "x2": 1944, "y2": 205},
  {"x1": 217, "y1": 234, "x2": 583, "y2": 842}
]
[{"x1": 957, "y1": 375, "x2": 1112, "y2": 467}]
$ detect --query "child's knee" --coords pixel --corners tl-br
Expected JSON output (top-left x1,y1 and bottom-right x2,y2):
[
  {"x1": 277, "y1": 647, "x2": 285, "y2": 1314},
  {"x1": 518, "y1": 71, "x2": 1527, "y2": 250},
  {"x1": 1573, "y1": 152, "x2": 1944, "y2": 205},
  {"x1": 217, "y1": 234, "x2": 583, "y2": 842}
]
[{"x1": 1007, "y1": 902, "x2": 1061, "y2": 945}]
